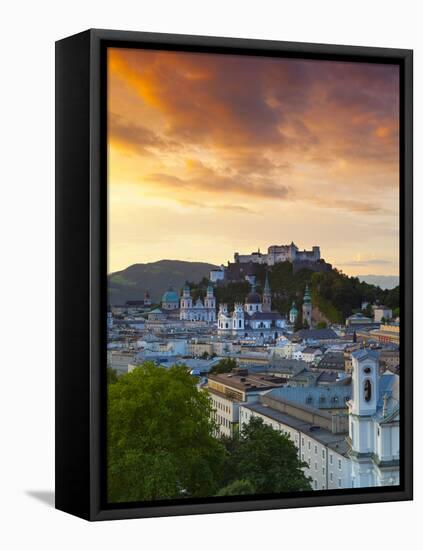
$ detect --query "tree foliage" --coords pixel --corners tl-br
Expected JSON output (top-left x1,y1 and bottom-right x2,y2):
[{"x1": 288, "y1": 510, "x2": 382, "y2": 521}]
[
  {"x1": 107, "y1": 366, "x2": 118, "y2": 385},
  {"x1": 209, "y1": 357, "x2": 238, "y2": 375},
  {"x1": 187, "y1": 261, "x2": 399, "y2": 324},
  {"x1": 222, "y1": 418, "x2": 312, "y2": 495},
  {"x1": 108, "y1": 362, "x2": 225, "y2": 503},
  {"x1": 108, "y1": 365, "x2": 319, "y2": 503},
  {"x1": 216, "y1": 479, "x2": 255, "y2": 496}
]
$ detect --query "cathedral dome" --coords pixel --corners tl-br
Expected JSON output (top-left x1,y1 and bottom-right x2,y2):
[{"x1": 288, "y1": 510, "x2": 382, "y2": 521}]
[{"x1": 162, "y1": 287, "x2": 179, "y2": 303}]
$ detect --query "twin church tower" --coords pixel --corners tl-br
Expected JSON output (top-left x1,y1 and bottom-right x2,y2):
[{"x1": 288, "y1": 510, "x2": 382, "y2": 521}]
[{"x1": 163, "y1": 274, "x2": 314, "y2": 329}]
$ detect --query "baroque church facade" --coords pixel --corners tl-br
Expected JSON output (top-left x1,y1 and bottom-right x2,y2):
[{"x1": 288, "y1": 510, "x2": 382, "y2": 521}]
[
  {"x1": 217, "y1": 274, "x2": 286, "y2": 339},
  {"x1": 179, "y1": 284, "x2": 216, "y2": 322}
]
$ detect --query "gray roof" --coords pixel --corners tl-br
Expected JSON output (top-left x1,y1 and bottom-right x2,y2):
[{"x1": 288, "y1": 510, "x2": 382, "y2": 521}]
[
  {"x1": 249, "y1": 311, "x2": 283, "y2": 320},
  {"x1": 265, "y1": 384, "x2": 352, "y2": 410},
  {"x1": 351, "y1": 348, "x2": 380, "y2": 361},
  {"x1": 302, "y1": 346, "x2": 322, "y2": 354},
  {"x1": 243, "y1": 402, "x2": 348, "y2": 452},
  {"x1": 269, "y1": 357, "x2": 309, "y2": 375},
  {"x1": 377, "y1": 373, "x2": 400, "y2": 420},
  {"x1": 318, "y1": 351, "x2": 345, "y2": 370},
  {"x1": 295, "y1": 328, "x2": 339, "y2": 341}
]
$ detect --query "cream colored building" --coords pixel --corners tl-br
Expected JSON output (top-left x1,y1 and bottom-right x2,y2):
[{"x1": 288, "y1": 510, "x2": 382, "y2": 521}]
[
  {"x1": 239, "y1": 391, "x2": 351, "y2": 491},
  {"x1": 206, "y1": 369, "x2": 286, "y2": 437}
]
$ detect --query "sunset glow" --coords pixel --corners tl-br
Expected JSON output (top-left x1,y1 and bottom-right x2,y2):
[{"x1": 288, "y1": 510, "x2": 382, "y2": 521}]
[{"x1": 107, "y1": 47, "x2": 399, "y2": 276}]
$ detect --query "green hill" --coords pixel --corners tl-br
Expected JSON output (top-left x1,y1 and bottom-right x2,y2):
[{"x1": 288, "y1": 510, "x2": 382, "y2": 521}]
[
  {"x1": 253, "y1": 263, "x2": 399, "y2": 323},
  {"x1": 189, "y1": 261, "x2": 399, "y2": 324},
  {"x1": 109, "y1": 259, "x2": 400, "y2": 323},
  {"x1": 108, "y1": 260, "x2": 217, "y2": 304}
]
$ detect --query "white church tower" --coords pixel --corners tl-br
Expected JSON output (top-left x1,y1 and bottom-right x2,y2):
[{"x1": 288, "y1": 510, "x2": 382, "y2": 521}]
[
  {"x1": 348, "y1": 349, "x2": 400, "y2": 488},
  {"x1": 204, "y1": 284, "x2": 216, "y2": 322},
  {"x1": 232, "y1": 303, "x2": 245, "y2": 332},
  {"x1": 180, "y1": 284, "x2": 192, "y2": 310},
  {"x1": 179, "y1": 284, "x2": 192, "y2": 320},
  {"x1": 204, "y1": 284, "x2": 215, "y2": 310},
  {"x1": 218, "y1": 303, "x2": 231, "y2": 333}
]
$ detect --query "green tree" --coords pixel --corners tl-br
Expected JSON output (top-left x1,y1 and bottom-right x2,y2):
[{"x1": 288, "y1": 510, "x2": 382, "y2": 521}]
[
  {"x1": 216, "y1": 479, "x2": 255, "y2": 496},
  {"x1": 209, "y1": 357, "x2": 238, "y2": 375},
  {"x1": 363, "y1": 304, "x2": 373, "y2": 318},
  {"x1": 316, "y1": 321, "x2": 327, "y2": 329},
  {"x1": 294, "y1": 312, "x2": 304, "y2": 332},
  {"x1": 226, "y1": 418, "x2": 311, "y2": 494},
  {"x1": 108, "y1": 361, "x2": 226, "y2": 503},
  {"x1": 107, "y1": 366, "x2": 118, "y2": 385}
]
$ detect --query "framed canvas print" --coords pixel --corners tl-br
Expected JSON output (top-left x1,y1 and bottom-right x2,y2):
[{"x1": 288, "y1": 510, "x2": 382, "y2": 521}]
[{"x1": 55, "y1": 29, "x2": 413, "y2": 521}]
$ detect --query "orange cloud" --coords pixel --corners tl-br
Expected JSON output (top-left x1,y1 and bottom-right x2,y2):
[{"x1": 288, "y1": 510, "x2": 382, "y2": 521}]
[{"x1": 107, "y1": 47, "x2": 400, "y2": 273}]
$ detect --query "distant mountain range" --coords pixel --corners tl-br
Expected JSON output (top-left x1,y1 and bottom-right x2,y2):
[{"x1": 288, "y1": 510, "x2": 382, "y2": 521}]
[
  {"x1": 108, "y1": 260, "x2": 217, "y2": 304},
  {"x1": 357, "y1": 274, "x2": 399, "y2": 290}
]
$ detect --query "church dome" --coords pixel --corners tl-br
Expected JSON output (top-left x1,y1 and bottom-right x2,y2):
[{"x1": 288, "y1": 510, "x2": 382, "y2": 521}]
[
  {"x1": 162, "y1": 287, "x2": 179, "y2": 303},
  {"x1": 290, "y1": 302, "x2": 298, "y2": 314}
]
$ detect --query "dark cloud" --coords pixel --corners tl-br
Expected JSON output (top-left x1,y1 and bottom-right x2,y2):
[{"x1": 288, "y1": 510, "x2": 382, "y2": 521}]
[{"x1": 109, "y1": 49, "x2": 399, "y2": 212}]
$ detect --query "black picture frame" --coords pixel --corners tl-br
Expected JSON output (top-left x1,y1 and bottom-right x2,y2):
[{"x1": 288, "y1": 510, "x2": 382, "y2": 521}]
[{"x1": 55, "y1": 28, "x2": 413, "y2": 521}]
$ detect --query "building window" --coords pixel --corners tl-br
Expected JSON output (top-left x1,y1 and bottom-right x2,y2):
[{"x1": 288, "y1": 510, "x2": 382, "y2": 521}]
[
  {"x1": 301, "y1": 453, "x2": 304, "y2": 461},
  {"x1": 314, "y1": 480, "x2": 317, "y2": 489},
  {"x1": 330, "y1": 473, "x2": 333, "y2": 482},
  {"x1": 322, "y1": 467, "x2": 325, "y2": 476},
  {"x1": 338, "y1": 479, "x2": 342, "y2": 488},
  {"x1": 322, "y1": 449, "x2": 325, "y2": 459},
  {"x1": 308, "y1": 441, "x2": 311, "y2": 450},
  {"x1": 364, "y1": 379, "x2": 372, "y2": 402},
  {"x1": 314, "y1": 445, "x2": 317, "y2": 455},
  {"x1": 301, "y1": 437, "x2": 304, "y2": 446},
  {"x1": 308, "y1": 458, "x2": 311, "y2": 466},
  {"x1": 329, "y1": 454, "x2": 333, "y2": 465},
  {"x1": 338, "y1": 460, "x2": 342, "y2": 470},
  {"x1": 314, "y1": 462, "x2": 318, "y2": 471}
]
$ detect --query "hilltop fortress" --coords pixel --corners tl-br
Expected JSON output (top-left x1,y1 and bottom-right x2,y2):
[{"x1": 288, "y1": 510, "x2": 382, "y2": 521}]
[
  {"x1": 211, "y1": 242, "x2": 330, "y2": 283},
  {"x1": 234, "y1": 242, "x2": 321, "y2": 265}
]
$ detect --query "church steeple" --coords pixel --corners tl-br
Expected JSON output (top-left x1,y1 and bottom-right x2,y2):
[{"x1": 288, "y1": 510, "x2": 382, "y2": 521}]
[
  {"x1": 262, "y1": 272, "x2": 272, "y2": 312},
  {"x1": 302, "y1": 284, "x2": 312, "y2": 327}
]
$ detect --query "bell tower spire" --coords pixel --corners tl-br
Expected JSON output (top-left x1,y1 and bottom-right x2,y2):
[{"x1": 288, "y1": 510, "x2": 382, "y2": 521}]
[
  {"x1": 262, "y1": 271, "x2": 272, "y2": 312},
  {"x1": 302, "y1": 284, "x2": 312, "y2": 327}
]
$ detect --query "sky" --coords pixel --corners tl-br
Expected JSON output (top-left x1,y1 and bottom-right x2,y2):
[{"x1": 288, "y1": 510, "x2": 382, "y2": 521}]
[{"x1": 107, "y1": 47, "x2": 399, "y2": 277}]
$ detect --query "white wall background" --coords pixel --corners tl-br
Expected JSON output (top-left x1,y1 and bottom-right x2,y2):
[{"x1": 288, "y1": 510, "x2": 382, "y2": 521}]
[{"x1": 0, "y1": 0, "x2": 420, "y2": 547}]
